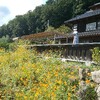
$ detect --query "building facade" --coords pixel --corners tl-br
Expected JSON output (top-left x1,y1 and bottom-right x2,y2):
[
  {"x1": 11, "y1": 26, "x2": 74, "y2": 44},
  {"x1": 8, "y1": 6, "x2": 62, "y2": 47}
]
[{"x1": 63, "y1": 2, "x2": 100, "y2": 61}]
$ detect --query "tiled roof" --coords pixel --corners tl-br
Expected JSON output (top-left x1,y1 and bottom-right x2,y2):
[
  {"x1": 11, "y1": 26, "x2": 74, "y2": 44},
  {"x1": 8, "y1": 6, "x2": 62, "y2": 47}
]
[
  {"x1": 21, "y1": 32, "x2": 66, "y2": 40},
  {"x1": 65, "y1": 9, "x2": 100, "y2": 23},
  {"x1": 68, "y1": 30, "x2": 100, "y2": 38},
  {"x1": 89, "y1": 2, "x2": 100, "y2": 9}
]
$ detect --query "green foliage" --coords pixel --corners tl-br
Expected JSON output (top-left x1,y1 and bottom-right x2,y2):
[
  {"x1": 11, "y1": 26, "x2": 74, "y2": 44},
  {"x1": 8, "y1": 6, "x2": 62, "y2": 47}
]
[
  {"x1": 73, "y1": 0, "x2": 84, "y2": 16},
  {"x1": 45, "y1": 26, "x2": 55, "y2": 32},
  {"x1": 0, "y1": 35, "x2": 11, "y2": 49},
  {"x1": 46, "y1": 0, "x2": 54, "y2": 5},
  {"x1": 91, "y1": 47, "x2": 100, "y2": 65},
  {"x1": 55, "y1": 25, "x2": 72, "y2": 34},
  {"x1": 85, "y1": 86, "x2": 97, "y2": 100},
  {"x1": 9, "y1": 40, "x2": 30, "y2": 51},
  {"x1": 45, "y1": 25, "x2": 72, "y2": 34}
]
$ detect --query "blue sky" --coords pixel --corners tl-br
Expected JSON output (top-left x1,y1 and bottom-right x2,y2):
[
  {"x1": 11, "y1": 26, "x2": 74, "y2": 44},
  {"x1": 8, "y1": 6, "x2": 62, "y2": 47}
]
[{"x1": 0, "y1": 0, "x2": 47, "y2": 26}]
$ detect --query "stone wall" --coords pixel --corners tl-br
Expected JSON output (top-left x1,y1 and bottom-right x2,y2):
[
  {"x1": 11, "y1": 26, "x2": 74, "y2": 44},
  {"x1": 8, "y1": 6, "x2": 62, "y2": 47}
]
[
  {"x1": 92, "y1": 71, "x2": 100, "y2": 100},
  {"x1": 78, "y1": 69, "x2": 100, "y2": 100}
]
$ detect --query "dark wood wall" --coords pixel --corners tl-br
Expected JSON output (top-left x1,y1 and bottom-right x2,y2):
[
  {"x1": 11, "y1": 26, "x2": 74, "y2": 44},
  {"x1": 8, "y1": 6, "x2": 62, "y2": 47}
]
[
  {"x1": 74, "y1": 15, "x2": 100, "y2": 32},
  {"x1": 32, "y1": 44, "x2": 100, "y2": 61}
]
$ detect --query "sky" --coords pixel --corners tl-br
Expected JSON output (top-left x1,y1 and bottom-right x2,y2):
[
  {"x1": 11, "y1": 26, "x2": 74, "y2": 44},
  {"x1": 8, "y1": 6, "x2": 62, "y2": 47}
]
[{"x1": 0, "y1": 0, "x2": 47, "y2": 26}]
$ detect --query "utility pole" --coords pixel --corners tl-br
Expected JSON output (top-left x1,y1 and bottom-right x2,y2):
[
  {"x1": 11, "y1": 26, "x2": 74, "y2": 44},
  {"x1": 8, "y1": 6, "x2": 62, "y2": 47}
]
[
  {"x1": 36, "y1": 27, "x2": 39, "y2": 33},
  {"x1": 47, "y1": 20, "x2": 50, "y2": 28}
]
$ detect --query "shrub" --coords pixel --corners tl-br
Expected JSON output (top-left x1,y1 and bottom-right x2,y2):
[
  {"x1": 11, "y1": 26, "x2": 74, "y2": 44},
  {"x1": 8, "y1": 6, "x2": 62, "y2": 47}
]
[
  {"x1": 91, "y1": 47, "x2": 100, "y2": 65},
  {"x1": 45, "y1": 25, "x2": 72, "y2": 34},
  {"x1": 0, "y1": 35, "x2": 12, "y2": 49},
  {"x1": 85, "y1": 86, "x2": 97, "y2": 100}
]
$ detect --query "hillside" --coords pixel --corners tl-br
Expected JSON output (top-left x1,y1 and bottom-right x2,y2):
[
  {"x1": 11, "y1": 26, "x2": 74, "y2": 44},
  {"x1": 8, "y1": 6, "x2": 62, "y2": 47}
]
[{"x1": 0, "y1": 0, "x2": 100, "y2": 38}]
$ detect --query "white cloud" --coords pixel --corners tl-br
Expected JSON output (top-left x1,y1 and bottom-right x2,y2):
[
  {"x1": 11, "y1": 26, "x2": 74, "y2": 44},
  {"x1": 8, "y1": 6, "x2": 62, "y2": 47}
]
[{"x1": 0, "y1": 0, "x2": 47, "y2": 26}]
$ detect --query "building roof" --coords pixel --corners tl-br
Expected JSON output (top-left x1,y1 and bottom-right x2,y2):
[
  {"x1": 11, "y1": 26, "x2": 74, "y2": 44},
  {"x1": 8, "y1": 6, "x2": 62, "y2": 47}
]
[
  {"x1": 89, "y1": 2, "x2": 100, "y2": 9},
  {"x1": 53, "y1": 30, "x2": 100, "y2": 39},
  {"x1": 68, "y1": 30, "x2": 100, "y2": 38},
  {"x1": 21, "y1": 32, "x2": 66, "y2": 40},
  {"x1": 65, "y1": 9, "x2": 100, "y2": 24}
]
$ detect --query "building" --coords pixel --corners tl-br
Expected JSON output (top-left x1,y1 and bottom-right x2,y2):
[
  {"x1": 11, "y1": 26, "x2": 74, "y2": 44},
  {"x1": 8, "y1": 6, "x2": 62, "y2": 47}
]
[
  {"x1": 23, "y1": 3, "x2": 100, "y2": 62},
  {"x1": 63, "y1": 2, "x2": 100, "y2": 61}
]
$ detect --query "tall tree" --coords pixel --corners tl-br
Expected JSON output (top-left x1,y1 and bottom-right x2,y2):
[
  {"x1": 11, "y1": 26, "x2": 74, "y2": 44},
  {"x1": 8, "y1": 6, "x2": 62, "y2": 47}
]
[{"x1": 12, "y1": 15, "x2": 28, "y2": 37}]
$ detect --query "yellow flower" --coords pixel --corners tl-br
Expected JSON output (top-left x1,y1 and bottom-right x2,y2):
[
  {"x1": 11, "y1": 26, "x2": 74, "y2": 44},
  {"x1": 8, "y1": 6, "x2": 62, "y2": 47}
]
[
  {"x1": 67, "y1": 93, "x2": 71, "y2": 100},
  {"x1": 87, "y1": 72, "x2": 91, "y2": 76},
  {"x1": 72, "y1": 85, "x2": 76, "y2": 89},
  {"x1": 86, "y1": 79, "x2": 90, "y2": 84},
  {"x1": 68, "y1": 97, "x2": 71, "y2": 100},
  {"x1": 23, "y1": 81, "x2": 27, "y2": 86},
  {"x1": 70, "y1": 72, "x2": 74, "y2": 75},
  {"x1": 42, "y1": 84, "x2": 48, "y2": 88},
  {"x1": 68, "y1": 93, "x2": 71, "y2": 97},
  {"x1": 24, "y1": 96, "x2": 27, "y2": 100},
  {"x1": 35, "y1": 92, "x2": 39, "y2": 97},
  {"x1": 55, "y1": 72, "x2": 58, "y2": 76},
  {"x1": 20, "y1": 77, "x2": 23, "y2": 81},
  {"x1": 51, "y1": 92, "x2": 56, "y2": 97},
  {"x1": 57, "y1": 80, "x2": 62, "y2": 85},
  {"x1": 64, "y1": 81, "x2": 67, "y2": 85}
]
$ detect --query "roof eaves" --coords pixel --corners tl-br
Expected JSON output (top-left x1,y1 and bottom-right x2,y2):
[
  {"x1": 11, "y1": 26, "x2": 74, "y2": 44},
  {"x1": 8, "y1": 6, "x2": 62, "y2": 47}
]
[
  {"x1": 65, "y1": 9, "x2": 100, "y2": 24},
  {"x1": 89, "y1": 2, "x2": 100, "y2": 8},
  {"x1": 68, "y1": 30, "x2": 100, "y2": 38}
]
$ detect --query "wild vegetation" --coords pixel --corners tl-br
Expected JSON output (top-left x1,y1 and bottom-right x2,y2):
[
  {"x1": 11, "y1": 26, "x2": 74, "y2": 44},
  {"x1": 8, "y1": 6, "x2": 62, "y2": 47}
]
[
  {"x1": 0, "y1": 35, "x2": 12, "y2": 49},
  {"x1": 91, "y1": 47, "x2": 100, "y2": 65},
  {"x1": 0, "y1": 0, "x2": 100, "y2": 99},
  {"x1": 0, "y1": 0, "x2": 100, "y2": 38},
  {"x1": 0, "y1": 41, "x2": 99, "y2": 99}
]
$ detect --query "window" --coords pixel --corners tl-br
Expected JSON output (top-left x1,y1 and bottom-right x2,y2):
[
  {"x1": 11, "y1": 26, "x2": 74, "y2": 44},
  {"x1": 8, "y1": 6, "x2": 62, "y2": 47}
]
[
  {"x1": 86, "y1": 22, "x2": 96, "y2": 31},
  {"x1": 97, "y1": 21, "x2": 100, "y2": 29}
]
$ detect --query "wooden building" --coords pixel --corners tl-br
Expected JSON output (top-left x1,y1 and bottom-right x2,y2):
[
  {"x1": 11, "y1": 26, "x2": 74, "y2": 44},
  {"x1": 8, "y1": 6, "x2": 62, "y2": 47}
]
[
  {"x1": 23, "y1": 3, "x2": 100, "y2": 62},
  {"x1": 63, "y1": 2, "x2": 100, "y2": 61}
]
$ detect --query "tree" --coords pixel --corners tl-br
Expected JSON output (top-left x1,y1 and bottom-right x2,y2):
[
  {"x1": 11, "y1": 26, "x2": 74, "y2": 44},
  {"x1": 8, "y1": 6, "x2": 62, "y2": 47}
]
[
  {"x1": 0, "y1": 0, "x2": 100, "y2": 37},
  {"x1": 0, "y1": 25, "x2": 8, "y2": 37},
  {"x1": 46, "y1": 0, "x2": 55, "y2": 5},
  {"x1": 56, "y1": 25, "x2": 72, "y2": 34},
  {"x1": 24, "y1": 11, "x2": 36, "y2": 34},
  {"x1": 45, "y1": 26, "x2": 55, "y2": 32}
]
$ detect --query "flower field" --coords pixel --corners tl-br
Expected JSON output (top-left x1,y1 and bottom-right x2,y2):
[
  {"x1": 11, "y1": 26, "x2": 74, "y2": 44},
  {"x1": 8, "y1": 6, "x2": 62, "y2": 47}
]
[{"x1": 0, "y1": 45, "x2": 99, "y2": 100}]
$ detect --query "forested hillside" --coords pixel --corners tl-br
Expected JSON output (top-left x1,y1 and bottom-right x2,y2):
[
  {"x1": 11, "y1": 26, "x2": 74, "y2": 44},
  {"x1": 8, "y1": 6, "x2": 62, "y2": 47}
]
[{"x1": 0, "y1": 0, "x2": 100, "y2": 38}]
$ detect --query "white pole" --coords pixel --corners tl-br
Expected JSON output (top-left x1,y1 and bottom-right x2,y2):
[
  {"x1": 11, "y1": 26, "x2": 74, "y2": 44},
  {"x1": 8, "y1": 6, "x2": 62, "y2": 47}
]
[{"x1": 47, "y1": 20, "x2": 49, "y2": 28}]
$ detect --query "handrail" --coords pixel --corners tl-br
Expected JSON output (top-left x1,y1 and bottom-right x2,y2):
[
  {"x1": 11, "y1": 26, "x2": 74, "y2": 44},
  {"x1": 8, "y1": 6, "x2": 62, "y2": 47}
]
[{"x1": 25, "y1": 42, "x2": 100, "y2": 47}]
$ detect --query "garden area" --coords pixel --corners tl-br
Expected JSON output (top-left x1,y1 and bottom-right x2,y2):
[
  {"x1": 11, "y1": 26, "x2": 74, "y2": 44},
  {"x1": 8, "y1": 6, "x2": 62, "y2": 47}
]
[{"x1": 0, "y1": 41, "x2": 100, "y2": 100}]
